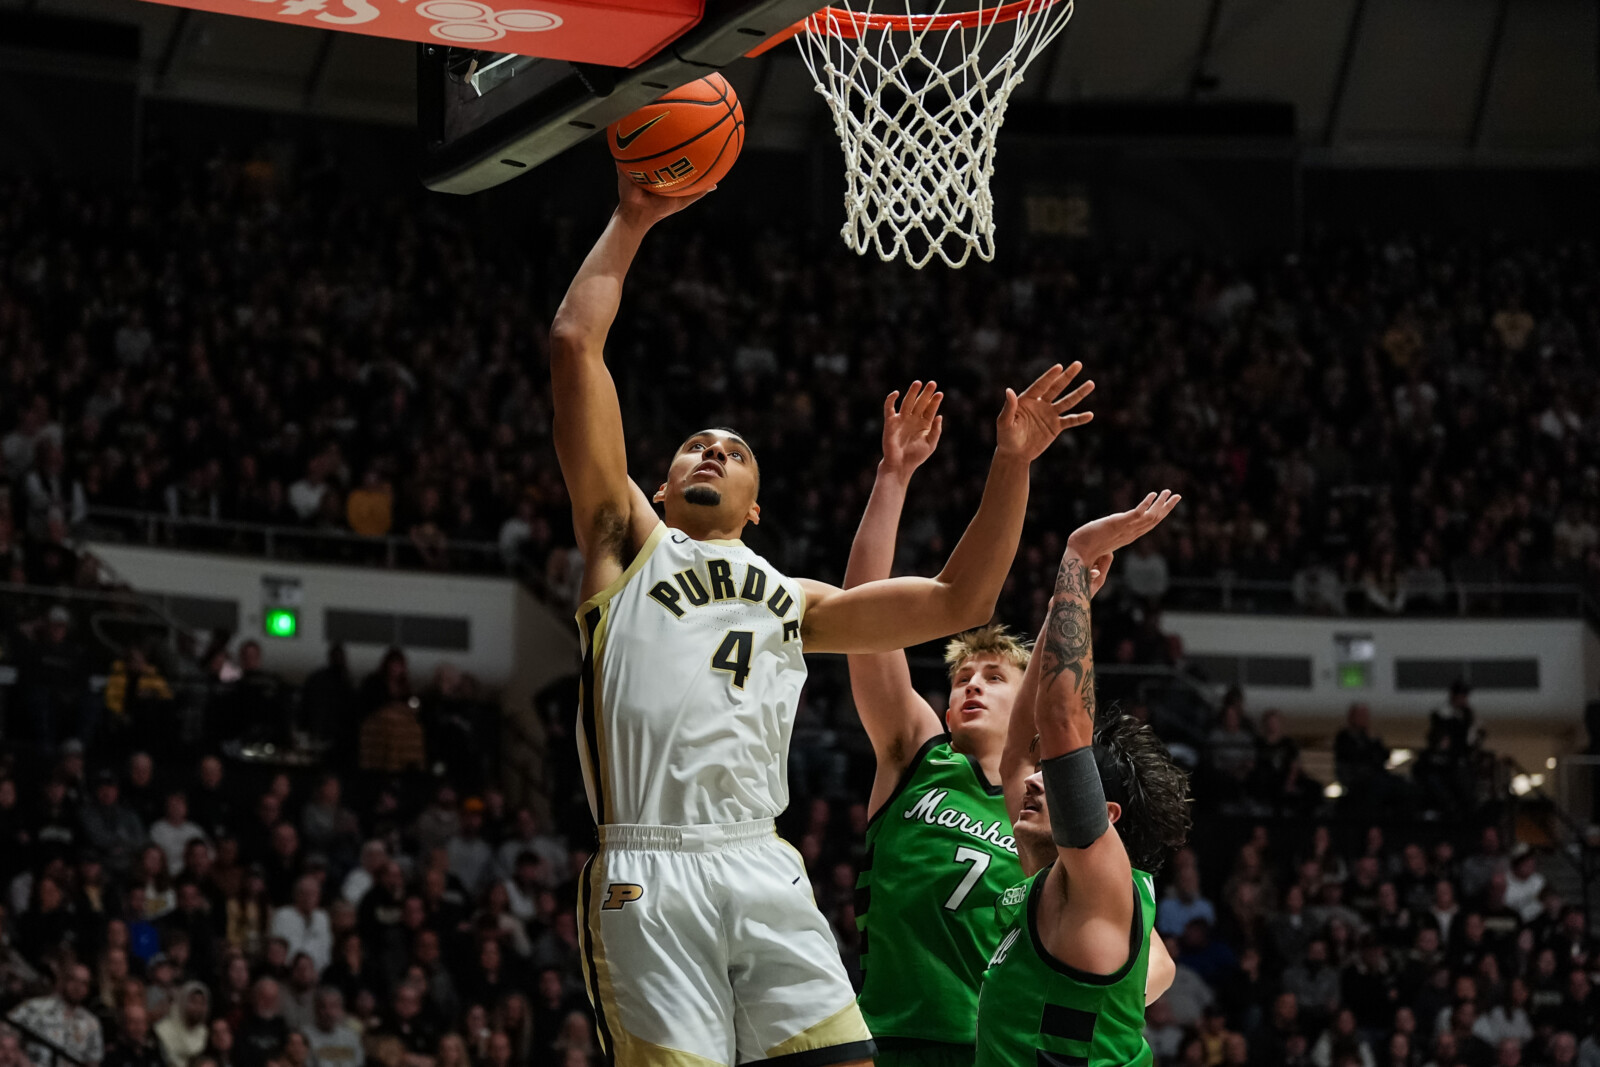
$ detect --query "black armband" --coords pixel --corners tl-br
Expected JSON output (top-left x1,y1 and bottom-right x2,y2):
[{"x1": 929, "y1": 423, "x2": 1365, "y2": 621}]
[{"x1": 1042, "y1": 746, "x2": 1110, "y2": 849}]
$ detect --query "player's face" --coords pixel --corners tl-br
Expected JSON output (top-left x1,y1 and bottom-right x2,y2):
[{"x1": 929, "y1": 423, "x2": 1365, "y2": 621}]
[
  {"x1": 656, "y1": 430, "x2": 760, "y2": 529},
  {"x1": 1012, "y1": 767, "x2": 1123, "y2": 873},
  {"x1": 946, "y1": 655, "x2": 1023, "y2": 751},
  {"x1": 1013, "y1": 770, "x2": 1054, "y2": 862}
]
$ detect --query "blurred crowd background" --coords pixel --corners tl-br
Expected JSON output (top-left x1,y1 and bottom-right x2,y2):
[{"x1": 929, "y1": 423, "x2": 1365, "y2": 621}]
[{"x1": 1, "y1": 143, "x2": 1597, "y2": 1067}]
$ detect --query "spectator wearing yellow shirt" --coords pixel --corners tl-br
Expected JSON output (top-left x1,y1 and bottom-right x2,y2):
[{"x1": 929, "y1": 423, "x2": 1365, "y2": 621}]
[
  {"x1": 1492, "y1": 295, "x2": 1536, "y2": 352},
  {"x1": 104, "y1": 646, "x2": 174, "y2": 751},
  {"x1": 346, "y1": 470, "x2": 393, "y2": 538}
]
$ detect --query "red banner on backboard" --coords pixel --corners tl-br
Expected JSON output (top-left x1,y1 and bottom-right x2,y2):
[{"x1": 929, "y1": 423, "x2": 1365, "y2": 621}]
[{"x1": 136, "y1": 0, "x2": 703, "y2": 67}]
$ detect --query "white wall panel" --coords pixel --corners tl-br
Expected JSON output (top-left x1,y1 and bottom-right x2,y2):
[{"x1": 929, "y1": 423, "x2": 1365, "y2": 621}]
[
  {"x1": 88, "y1": 543, "x2": 577, "y2": 691},
  {"x1": 1163, "y1": 612, "x2": 1591, "y2": 721}
]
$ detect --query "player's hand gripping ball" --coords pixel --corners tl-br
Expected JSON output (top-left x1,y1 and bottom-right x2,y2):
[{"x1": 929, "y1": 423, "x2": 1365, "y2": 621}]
[{"x1": 608, "y1": 73, "x2": 744, "y2": 198}]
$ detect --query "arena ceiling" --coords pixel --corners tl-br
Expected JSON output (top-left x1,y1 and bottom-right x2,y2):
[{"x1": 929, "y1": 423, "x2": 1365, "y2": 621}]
[{"x1": 5, "y1": 0, "x2": 1599, "y2": 164}]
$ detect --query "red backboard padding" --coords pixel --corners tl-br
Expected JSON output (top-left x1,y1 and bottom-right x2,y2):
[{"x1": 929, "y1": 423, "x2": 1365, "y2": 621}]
[{"x1": 137, "y1": 0, "x2": 704, "y2": 67}]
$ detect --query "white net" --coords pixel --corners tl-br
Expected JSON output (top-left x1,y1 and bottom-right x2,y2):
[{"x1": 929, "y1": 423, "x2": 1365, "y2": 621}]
[{"x1": 793, "y1": 0, "x2": 1075, "y2": 269}]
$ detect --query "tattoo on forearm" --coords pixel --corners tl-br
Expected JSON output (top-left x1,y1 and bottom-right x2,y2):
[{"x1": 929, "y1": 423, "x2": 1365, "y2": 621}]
[{"x1": 1038, "y1": 559, "x2": 1095, "y2": 717}]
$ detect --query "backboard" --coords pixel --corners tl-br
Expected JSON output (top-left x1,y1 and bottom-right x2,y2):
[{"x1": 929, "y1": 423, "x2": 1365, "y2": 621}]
[{"x1": 417, "y1": 0, "x2": 828, "y2": 194}]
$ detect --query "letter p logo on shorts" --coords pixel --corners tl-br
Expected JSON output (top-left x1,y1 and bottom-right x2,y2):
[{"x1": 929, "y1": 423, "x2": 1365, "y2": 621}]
[{"x1": 602, "y1": 883, "x2": 644, "y2": 910}]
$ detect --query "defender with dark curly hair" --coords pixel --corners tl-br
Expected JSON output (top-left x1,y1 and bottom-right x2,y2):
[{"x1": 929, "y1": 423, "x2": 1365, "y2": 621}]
[{"x1": 982, "y1": 497, "x2": 1194, "y2": 1067}]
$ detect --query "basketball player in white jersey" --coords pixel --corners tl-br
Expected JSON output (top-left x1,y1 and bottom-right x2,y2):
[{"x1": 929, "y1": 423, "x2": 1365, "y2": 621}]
[{"x1": 548, "y1": 177, "x2": 1095, "y2": 1067}]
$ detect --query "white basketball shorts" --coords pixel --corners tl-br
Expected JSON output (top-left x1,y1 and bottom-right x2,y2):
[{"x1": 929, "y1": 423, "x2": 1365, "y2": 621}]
[{"x1": 576, "y1": 818, "x2": 875, "y2": 1067}]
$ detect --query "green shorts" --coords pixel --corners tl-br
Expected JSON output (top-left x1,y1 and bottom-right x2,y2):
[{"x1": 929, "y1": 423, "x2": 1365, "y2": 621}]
[{"x1": 873, "y1": 1040, "x2": 975, "y2": 1067}]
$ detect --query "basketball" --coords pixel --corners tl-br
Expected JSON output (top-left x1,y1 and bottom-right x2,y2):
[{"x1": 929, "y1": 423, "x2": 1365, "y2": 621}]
[{"x1": 607, "y1": 73, "x2": 744, "y2": 198}]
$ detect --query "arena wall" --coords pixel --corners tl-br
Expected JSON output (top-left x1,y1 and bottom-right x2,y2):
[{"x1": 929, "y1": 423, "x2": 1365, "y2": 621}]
[
  {"x1": 85, "y1": 543, "x2": 579, "y2": 695},
  {"x1": 1164, "y1": 612, "x2": 1595, "y2": 727}
]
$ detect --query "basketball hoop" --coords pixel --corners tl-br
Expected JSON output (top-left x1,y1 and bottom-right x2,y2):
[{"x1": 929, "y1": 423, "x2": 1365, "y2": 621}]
[{"x1": 762, "y1": 0, "x2": 1074, "y2": 269}]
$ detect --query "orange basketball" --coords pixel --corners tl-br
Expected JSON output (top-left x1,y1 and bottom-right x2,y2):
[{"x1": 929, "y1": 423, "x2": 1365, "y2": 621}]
[{"x1": 607, "y1": 73, "x2": 744, "y2": 198}]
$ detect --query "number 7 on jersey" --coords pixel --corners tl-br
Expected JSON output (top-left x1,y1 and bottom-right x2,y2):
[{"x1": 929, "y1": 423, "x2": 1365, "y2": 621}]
[{"x1": 945, "y1": 846, "x2": 992, "y2": 910}]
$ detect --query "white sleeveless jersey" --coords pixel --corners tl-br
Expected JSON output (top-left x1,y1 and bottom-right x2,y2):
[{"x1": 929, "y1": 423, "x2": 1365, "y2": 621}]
[{"x1": 575, "y1": 523, "x2": 808, "y2": 827}]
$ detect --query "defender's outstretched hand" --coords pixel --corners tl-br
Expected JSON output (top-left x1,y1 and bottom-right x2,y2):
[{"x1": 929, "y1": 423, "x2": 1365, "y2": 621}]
[
  {"x1": 995, "y1": 362, "x2": 1094, "y2": 461},
  {"x1": 880, "y1": 380, "x2": 944, "y2": 475},
  {"x1": 1067, "y1": 490, "x2": 1181, "y2": 567}
]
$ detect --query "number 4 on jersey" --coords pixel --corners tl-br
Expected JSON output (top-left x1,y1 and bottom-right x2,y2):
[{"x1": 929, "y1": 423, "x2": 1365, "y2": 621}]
[{"x1": 712, "y1": 630, "x2": 754, "y2": 689}]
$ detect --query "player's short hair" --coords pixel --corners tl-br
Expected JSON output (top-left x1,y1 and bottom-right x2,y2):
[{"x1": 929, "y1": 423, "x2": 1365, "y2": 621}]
[
  {"x1": 1094, "y1": 713, "x2": 1192, "y2": 874},
  {"x1": 944, "y1": 624, "x2": 1031, "y2": 680}
]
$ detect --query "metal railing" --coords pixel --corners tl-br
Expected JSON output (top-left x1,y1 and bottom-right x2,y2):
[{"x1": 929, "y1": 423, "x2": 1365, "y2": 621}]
[
  {"x1": 70, "y1": 509, "x2": 1600, "y2": 626},
  {"x1": 82, "y1": 506, "x2": 510, "y2": 573},
  {"x1": 1510, "y1": 755, "x2": 1596, "y2": 930},
  {"x1": 6, "y1": 1016, "x2": 90, "y2": 1067},
  {"x1": 0, "y1": 580, "x2": 188, "y2": 652},
  {"x1": 1093, "y1": 662, "x2": 1221, "y2": 746},
  {"x1": 1163, "y1": 575, "x2": 1599, "y2": 620}
]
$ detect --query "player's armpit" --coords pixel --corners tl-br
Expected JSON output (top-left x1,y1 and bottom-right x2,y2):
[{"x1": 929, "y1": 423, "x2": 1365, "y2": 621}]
[
  {"x1": 853, "y1": 660, "x2": 943, "y2": 774},
  {"x1": 798, "y1": 575, "x2": 990, "y2": 656},
  {"x1": 1039, "y1": 833, "x2": 1138, "y2": 976},
  {"x1": 551, "y1": 192, "x2": 703, "y2": 595},
  {"x1": 1146, "y1": 932, "x2": 1176, "y2": 1005}
]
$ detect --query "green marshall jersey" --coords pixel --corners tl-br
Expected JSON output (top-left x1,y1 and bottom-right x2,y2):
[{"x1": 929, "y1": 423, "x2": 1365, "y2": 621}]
[
  {"x1": 974, "y1": 865, "x2": 1158, "y2": 1067},
  {"x1": 857, "y1": 735, "x2": 1025, "y2": 1047}
]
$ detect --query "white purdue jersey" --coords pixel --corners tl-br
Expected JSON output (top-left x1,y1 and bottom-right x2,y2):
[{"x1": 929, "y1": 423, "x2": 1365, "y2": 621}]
[{"x1": 575, "y1": 522, "x2": 807, "y2": 826}]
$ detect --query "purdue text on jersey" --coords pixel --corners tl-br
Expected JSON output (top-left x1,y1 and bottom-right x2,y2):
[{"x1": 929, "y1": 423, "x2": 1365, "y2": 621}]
[{"x1": 575, "y1": 523, "x2": 809, "y2": 827}]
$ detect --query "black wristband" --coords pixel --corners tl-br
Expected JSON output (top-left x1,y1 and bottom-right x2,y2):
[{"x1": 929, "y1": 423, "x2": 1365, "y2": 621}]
[{"x1": 1041, "y1": 746, "x2": 1110, "y2": 849}]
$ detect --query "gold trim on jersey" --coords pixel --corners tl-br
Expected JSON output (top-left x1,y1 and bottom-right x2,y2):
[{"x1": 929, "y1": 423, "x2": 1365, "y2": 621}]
[
  {"x1": 577, "y1": 601, "x2": 617, "y2": 825},
  {"x1": 580, "y1": 854, "x2": 729, "y2": 1067},
  {"x1": 618, "y1": 1038, "x2": 727, "y2": 1067},
  {"x1": 580, "y1": 851, "x2": 625, "y2": 1058},
  {"x1": 577, "y1": 522, "x2": 668, "y2": 621},
  {"x1": 761, "y1": 1001, "x2": 875, "y2": 1061},
  {"x1": 590, "y1": 605, "x2": 614, "y2": 823},
  {"x1": 575, "y1": 854, "x2": 613, "y2": 1057}
]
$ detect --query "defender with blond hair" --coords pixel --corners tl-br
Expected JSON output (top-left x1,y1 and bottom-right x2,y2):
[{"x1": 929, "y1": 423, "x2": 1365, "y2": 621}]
[{"x1": 843, "y1": 383, "x2": 1168, "y2": 1067}]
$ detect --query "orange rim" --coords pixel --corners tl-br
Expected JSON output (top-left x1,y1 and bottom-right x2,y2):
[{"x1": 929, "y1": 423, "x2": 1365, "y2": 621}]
[
  {"x1": 813, "y1": 0, "x2": 1057, "y2": 34},
  {"x1": 745, "y1": 0, "x2": 1062, "y2": 56}
]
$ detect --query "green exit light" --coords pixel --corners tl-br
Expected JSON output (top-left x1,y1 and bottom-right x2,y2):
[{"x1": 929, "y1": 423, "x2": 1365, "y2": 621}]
[
  {"x1": 264, "y1": 608, "x2": 298, "y2": 639},
  {"x1": 1337, "y1": 662, "x2": 1369, "y2": 689}
]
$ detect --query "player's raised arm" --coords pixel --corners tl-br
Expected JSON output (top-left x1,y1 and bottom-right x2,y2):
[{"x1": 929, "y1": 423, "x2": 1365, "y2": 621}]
[
  {"x1": 999, "y1": 537, "x2": 1117, "y2": 822},
  {"x1": 844, "y1": 382, "x2": 949, "y2": 774},
  {"x1": 1032, "y1": 492, "x2": 1179, "y2": 973},
  {"x1": 800, "y1": 363, "x2": 1094, "y2": 654},
  {"x1": 548, "y1": 176, "x2": 711, "y2": 597}
]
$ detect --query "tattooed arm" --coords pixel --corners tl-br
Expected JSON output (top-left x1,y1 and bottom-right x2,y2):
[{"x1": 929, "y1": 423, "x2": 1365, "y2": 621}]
[
  {"x1": 998, "y1": 495, "x2": 1176, "y2": 823},
  {"x1": 1035, "y1": 491, "x2": 1179, "y2": 761},
  {"x1": 1031, "y1": 492, "x2": 1181, "y2": 976},
  {"x1": 1033, "y1": 552, "x2": 1100, "y2": 756}
]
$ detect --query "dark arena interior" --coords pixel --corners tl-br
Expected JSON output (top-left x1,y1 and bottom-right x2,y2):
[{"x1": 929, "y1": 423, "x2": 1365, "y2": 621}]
[{"x1": 2, "y1": 1, "x2": 1600, "y2": 1066}]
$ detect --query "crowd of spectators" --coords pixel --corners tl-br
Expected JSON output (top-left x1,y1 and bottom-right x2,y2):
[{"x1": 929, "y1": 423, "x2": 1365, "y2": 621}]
[
  {"x1": 1144, "y1": 793, "x2": 1595, "y2": 1067},
  {"x1": 0, "y1": 613, "x2": 1586, "y2": 1067},
  {"x1": 1136, "y1": 678, "x2": 1597, "y2": 1067},
  {"x1": 0, "y1": 629, "x2": 598, "y2": 1067},
  {"x1": 1185, "y1": 680, "x2": 1491, "y2": 822},
  {"x1": 4, "y1": 147, "x2": 1600, "y2": 628},
  {"x1": 2, "y1": 137, "x2": 1597, "y2": 1067}
]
